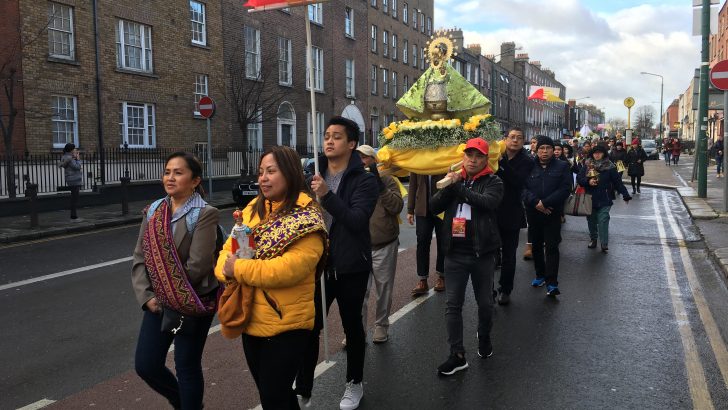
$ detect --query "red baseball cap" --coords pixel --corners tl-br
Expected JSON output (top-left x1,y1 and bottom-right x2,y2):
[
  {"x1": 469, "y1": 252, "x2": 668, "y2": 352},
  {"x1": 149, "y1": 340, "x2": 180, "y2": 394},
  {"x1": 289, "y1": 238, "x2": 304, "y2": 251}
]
[{"x1": 464, "y1": 138, "x2": 489, "y2": 155}]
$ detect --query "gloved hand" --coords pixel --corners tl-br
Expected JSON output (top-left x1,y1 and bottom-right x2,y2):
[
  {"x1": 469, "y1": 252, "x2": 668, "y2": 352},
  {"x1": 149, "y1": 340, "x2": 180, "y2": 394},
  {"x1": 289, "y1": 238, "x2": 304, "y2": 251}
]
[{"x1": 369, "y1": 163, "x2": 386, "y2": 193}]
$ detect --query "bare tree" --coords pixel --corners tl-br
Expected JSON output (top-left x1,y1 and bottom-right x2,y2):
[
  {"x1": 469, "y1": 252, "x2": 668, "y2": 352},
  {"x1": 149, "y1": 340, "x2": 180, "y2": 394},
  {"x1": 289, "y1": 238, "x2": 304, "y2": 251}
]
[
  {"x1": 634, "y1": 105, "x2": 655, "y2": 136},
  {"x1": 607, "y1": 117, "x2": 627, "y2": 135},
  {"x1": 223, "y1": 46, "x2": 290, "y2": 151}
]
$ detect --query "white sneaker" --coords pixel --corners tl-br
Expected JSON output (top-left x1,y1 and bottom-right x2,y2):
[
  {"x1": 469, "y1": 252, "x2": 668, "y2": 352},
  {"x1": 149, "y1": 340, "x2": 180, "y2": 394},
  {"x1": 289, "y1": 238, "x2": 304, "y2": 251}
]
[
  {"x1": 339, "y1": 381, "x2": 363, "y2": 410},
  {"x1": 296, "y1": 394, "x2": 312, "y2": 408}
]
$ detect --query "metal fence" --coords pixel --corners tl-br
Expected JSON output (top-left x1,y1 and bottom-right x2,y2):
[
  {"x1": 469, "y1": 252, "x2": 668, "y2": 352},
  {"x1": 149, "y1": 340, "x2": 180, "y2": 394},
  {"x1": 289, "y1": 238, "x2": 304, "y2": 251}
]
[{"x1": 0, "y1": 146, "x2": 318, "y2": 198}]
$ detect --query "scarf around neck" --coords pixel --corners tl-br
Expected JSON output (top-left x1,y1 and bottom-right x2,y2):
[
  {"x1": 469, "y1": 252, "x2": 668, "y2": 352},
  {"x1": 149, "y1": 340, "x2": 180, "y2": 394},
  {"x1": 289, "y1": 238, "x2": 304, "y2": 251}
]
[{"x1": 585, "y1": 157, "x2": 614, "y2": 172}]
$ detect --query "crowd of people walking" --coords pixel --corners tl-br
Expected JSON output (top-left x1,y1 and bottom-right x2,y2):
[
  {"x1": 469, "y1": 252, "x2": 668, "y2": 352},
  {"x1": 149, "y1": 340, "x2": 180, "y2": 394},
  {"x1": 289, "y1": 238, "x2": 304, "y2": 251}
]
[{"x1": 129, "y1": 119, "x2": 644, "y2": 409}]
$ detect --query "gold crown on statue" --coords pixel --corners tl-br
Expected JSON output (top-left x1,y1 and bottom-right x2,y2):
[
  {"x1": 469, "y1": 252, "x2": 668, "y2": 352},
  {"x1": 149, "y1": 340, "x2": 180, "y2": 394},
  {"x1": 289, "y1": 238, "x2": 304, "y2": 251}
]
[{"x1": 425, "y1": 31, "x2": 458, "y2": 73}]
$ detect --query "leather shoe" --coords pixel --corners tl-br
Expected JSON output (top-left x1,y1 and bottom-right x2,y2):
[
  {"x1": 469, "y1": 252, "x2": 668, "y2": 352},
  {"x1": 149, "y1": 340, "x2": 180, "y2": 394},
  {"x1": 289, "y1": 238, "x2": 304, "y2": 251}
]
[
  {"x1": 411, "y1": 279, "x2": 429, "y2": 296},
  {"x1": 433, "y1": 276, "x2": 446, "y2": 292},
  {"x1": 588, "y1": 240, "x2": 597, "y2": 249},
  {"x1": 497, "y1": 292, "x2": 510, "y2": 305},
  {"x1": 523, "y1": 243, "x2": 533, "y2": 260}
]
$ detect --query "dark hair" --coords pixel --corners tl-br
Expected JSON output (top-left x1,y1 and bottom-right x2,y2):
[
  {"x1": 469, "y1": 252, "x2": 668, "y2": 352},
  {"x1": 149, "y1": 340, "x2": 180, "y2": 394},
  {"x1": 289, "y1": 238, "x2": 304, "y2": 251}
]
[
  {"x1": 327, "y1": 116, "x2": 360, "y2": 145},
  {"x1": 253, "y1": 145, "x2": 307, "y2": 221},
  {"x1": 164, "y1": 151, "x2": 206, "y2": 197},
  {"x1": 505, "y1": 126, "x2": 524, "y2": 136},
  {"x1": 63, "y1": 143, "x2": 76, "y2": 153}
]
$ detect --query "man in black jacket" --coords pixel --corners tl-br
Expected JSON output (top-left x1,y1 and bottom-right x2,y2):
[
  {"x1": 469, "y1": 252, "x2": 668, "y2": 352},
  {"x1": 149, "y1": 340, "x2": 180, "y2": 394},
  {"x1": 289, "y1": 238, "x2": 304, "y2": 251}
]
[
  {"x1": 522, "y1": 136, "x2": 572, "y2": 297},
  {"x1": 495, "y1": 127, "x2": 534, "y2": 305},
  {"x1": 430, "y1": 138, "x2": 504, "y2": 376},
  {"x1": 296, "y1": 116, "x2": 378, "y2": 410}
]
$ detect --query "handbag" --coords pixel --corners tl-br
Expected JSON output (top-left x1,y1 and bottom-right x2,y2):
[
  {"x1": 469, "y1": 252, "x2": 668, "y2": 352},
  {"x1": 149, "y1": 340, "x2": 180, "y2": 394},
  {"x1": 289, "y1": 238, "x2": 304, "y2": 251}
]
[
  {"x1": 564, "y1": 186, "x2": 592, "y2": 216},
  {"x1": 217, "y1": 281, "x2": 255, "y2": 339},
  {"x1": 160, "y1": 307, "x2": 206, "y2": 336}
]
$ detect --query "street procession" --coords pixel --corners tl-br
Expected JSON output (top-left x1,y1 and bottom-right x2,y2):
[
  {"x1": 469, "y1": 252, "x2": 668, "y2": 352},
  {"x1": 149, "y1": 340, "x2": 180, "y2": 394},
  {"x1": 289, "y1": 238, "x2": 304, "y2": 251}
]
[{"x1": 4, "y1": 1, "x2": 728, "y2": 409}]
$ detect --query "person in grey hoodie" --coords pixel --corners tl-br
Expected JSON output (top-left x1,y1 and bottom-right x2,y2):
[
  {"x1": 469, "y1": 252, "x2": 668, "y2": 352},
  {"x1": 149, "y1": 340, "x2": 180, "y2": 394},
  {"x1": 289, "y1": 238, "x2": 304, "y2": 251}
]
[{"x1": 58, "y1": 143, "x2": 83, "y2": 220}]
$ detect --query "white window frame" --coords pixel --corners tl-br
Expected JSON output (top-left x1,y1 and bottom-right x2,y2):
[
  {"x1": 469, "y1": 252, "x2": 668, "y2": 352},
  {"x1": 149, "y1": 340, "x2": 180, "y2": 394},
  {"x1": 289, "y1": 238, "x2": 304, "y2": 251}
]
[
  {"x1": 345, "y1": 7, "x2": 354, "y2": 37},
  {"x1": 392, "y1": 71, "x2": 398, "y2": 99},
  {"x1": 383, "y1": 0, "x2": 388, "y2": 14},
  {"x1": 466, "y1": 63, "x2": 472, "y2": 82},
  {"x1": 392, "y1": 34, "x2": 397, "y2": 60},
  {"x1": 307, "y1": 111, "x2": 324, "y2": 149},
  {"x1": 420, "y1": 47, "x2": 425, "y2": 69},
  {"x1": 305, "y1": 46, "x2": 324, "y2": 92},
  {"x1": 403, "y1": 75, "x2": 409, "y2": 96},
  {"x1": 245, "y1": 26, "x2": 261, "y2": 79},
  {"x1": 278, "y1": 37, "x2": 292, "y2": 86},
  {"x1": 247, "y1": 108, "x2": 263, "y2": 150},
  {"x1": 371, "y1": 65, "x2": 378, "y2": 95},
  {"x1": 371, "y1": 25, "x2": 377, "y2": 52},
  {"x1": 371, "y1": 0, "x2": 377, "y2": 7},
  {"x1": 426, "y1": 16, "x2": 432, "y2": 36},
  {"x1": 120, "y1": 102, "x2": 156, "y2": 148},
  {"x1": 403, "y1": 3, "x2": 408, "y2": 23},
  {"x1": 277, "y1": 102, "x2": 297, "y2": 148},
  {"x1": 51, "y1": 95, "x2": 78, "y2": 148},
  {"x1": 190, "y1": 1, "x2": 207, "y2": 46},
  {"x1": 116, "y1": 20, "x2": 153, "y2": 73},
  {"x1": 392, "y1": 0, "x2": 398, "y2": 18},
  {"x1": 48, "y1": 2, "x2": 74, "y2": 60},
  {"x1": 382, "y1": 30, "x2": 389, "y2": 57},
  {"x1": 412, "y1": 9, "x2": 417, "y2": 29},
  {"x1": 193, "y1": 73, "x2": 208, "y2": 115},
  {"x1": 382, "y1": 68, "x2": 389, "y2": 97},
  {"x1": 403, "y1": 40, "x2": 408, "y2": 64},
  {"x1": 345, "y1": 59, "x2": 356, "y2": 98},
  {"x1": 308, "y1": 3, "x2": 322, "y2": 24}
]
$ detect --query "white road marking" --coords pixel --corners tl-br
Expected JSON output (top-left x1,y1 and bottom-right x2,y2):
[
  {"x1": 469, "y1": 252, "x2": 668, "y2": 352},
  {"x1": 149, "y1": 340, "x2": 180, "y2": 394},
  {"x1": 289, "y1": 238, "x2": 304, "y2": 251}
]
[
  {"x1": 0, "y1": 257, "x2": 133, "y2": 291},
  {"x1": 674, "y1": 170, "x2": 689, "y2": 187},
  {"x1": 652, "y1": 191, "x2": 714, "y2": 408},
  {"x1": 661, "y1": 191, "x2": 728, "y2": 391},
  {"x1": 16, "y1": 399, "x2": 56, "y2": 410}
]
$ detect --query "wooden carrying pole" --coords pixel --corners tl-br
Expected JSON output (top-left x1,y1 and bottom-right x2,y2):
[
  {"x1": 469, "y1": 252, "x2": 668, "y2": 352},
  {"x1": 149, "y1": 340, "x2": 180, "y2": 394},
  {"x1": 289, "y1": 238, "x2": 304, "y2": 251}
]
[{"x1": 435, "y1": 161, "x2": 464, "y2": 189}]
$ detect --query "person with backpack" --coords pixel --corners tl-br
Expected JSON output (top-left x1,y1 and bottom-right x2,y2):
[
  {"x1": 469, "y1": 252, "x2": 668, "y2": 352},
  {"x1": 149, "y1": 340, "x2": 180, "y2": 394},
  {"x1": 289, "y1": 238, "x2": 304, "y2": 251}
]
[
  {"x1": 131, "y1": 152, "x2": 220, "y2": 410},
  {"x1": 216, "y1": 146, "x2": 328, "y2": 409}
]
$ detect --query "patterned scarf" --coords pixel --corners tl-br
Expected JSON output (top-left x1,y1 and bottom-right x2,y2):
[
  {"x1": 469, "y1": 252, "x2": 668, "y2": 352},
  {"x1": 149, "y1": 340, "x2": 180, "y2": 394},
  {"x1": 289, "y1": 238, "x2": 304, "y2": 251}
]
[
  {"x1": 253, "y1": 204, "x2": 328, "y2": 267},
  {"x1": 143, "y1": 200, "x2": 216, "y2": 316}
]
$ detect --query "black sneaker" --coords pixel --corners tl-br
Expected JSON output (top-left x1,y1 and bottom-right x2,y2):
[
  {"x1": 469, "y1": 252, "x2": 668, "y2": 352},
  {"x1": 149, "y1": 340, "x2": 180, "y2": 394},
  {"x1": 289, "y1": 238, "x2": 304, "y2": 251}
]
[
  {"x1": 477, "y1": 341, "x2": 493, "y2": 358},
  {"x1": 588, "y1": 240, "x2": 597, "y2": 249},
  {"x1": 437, "y1": 353, "x2": 468, "y2": 376}
]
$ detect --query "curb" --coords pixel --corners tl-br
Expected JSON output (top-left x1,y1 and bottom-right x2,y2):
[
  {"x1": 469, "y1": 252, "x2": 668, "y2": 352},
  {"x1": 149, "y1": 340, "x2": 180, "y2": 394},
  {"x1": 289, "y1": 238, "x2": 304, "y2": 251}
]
[
  {"x1": 710, "y1": 248, "x2": 728, "y2": 280},
  {"x1": 0, "y1": 201, "x2": 237, "y2": 245}
]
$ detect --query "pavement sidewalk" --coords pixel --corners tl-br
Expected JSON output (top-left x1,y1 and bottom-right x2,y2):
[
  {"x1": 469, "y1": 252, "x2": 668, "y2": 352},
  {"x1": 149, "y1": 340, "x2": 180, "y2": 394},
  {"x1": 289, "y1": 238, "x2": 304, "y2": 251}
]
[{"x1": 0, "y1": 191, "x2": 238, "y2": 244}]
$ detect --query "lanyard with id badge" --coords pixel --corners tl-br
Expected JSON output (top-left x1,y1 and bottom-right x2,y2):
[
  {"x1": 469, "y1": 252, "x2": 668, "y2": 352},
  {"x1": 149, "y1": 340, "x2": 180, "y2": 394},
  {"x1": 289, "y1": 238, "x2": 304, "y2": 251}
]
[{"x1": 452, "y1": 202, "x2": 471, "y2": 238}]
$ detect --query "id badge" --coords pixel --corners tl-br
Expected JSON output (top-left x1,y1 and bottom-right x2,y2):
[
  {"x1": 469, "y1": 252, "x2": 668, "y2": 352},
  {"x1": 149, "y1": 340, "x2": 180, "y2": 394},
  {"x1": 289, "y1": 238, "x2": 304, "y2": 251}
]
[{"x1": 452, "y1": 217, "x2": 466, "y2": 238}]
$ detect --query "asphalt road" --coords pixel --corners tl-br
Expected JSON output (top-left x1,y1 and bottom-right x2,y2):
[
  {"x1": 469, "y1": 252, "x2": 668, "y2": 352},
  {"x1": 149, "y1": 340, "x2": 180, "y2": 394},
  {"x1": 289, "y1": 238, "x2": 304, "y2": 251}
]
[{"x1": 2, "y1": 188, "x2": 728, "y2": 409}]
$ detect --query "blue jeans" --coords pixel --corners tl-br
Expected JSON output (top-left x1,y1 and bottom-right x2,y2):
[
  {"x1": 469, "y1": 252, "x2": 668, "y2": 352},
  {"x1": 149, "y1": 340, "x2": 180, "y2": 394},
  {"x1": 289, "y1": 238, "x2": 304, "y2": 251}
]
[
  {"x1": 135, "y1": 310, "x2": 214, "y2": 410},
  {"x1": 587, "y1": 206, "x2": 611, "y2": 246},
  {"x1": 717, "y1": 157, "x2": 723, "y2": 174},
  {"x1": 444, "y1": 249, "x2": 495, "y2": 355}
]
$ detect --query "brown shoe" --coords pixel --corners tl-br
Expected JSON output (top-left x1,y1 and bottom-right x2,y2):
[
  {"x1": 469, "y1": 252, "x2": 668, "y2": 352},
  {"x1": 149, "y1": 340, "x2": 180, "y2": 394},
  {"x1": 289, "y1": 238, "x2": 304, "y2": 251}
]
[
  {"x1": 434, "y1": 276, "x2": 446, "y2": 292},
  {"x1": 411, "y1": 279, "x2": 429, "y2": 296},
  {"x1": 523, "y1": 243, "x2": 533, "y2": 260}
]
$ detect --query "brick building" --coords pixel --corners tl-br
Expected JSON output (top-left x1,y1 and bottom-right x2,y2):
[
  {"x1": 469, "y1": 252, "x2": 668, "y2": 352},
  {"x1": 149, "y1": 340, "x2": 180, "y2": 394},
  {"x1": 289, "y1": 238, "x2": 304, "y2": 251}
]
[
  {"x1": 480, "y1": 42, "x2": 526, "y2": 132},
  {"x1": 367, "y1": 0, "x2": 432, "y2": 147},
  {"x1": 3, "y1": 0, "x2": 228, "y2": 155}
]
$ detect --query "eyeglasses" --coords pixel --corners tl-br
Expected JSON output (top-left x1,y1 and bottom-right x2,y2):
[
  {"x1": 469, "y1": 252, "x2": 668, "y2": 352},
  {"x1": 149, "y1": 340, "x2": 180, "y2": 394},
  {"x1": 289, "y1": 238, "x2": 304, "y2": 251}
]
[{"x1": 506, "y1": 134, "x2": 524, "y2": 141}]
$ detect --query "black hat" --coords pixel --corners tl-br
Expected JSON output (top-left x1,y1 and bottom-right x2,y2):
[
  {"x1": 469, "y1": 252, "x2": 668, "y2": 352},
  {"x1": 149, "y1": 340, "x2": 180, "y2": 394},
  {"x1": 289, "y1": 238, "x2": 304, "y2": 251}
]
[
  {"x1": 591, "y1": 144, "x2": 608, "y2": 156},
  {"x1": 535, "y1": 136, "x2": 555, "y2": 151}
]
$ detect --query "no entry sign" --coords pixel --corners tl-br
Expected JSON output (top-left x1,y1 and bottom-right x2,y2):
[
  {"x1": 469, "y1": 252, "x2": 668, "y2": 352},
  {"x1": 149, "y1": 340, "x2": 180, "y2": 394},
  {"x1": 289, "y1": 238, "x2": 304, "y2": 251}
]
[
  {"x1": 710, "y1": 60, "x2": 728, "y2": 90},
  {"x1": 198, "y1": 96, "x2": 216, "y2": 119}
]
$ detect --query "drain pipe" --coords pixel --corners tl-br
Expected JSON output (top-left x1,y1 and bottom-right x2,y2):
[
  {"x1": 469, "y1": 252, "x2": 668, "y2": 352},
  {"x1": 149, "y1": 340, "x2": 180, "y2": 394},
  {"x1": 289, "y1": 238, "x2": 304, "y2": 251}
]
[{"x1": 92, "y1": 0, "x2": 105, "y2": 184}]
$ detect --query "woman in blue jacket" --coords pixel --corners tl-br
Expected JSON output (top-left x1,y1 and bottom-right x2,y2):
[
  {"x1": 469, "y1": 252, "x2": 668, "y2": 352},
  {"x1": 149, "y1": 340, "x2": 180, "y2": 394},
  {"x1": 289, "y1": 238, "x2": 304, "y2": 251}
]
[{"x1": 577, "y1": 145, "x2": 632, "y2": 253}]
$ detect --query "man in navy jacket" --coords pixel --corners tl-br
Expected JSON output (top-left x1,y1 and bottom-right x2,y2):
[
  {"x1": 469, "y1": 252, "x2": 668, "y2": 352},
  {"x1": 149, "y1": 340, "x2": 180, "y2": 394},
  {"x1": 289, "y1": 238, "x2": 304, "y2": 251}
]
[{"x1": 522, "y1": 136, "x2": 572, "y2": 297}]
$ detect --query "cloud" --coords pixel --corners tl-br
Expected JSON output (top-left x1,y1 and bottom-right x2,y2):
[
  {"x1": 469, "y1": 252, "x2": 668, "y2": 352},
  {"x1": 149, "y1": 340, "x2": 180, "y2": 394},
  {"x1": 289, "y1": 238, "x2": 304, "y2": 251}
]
[{"x1": 437, "y1": 1, "x2": 700, "y2": 121}]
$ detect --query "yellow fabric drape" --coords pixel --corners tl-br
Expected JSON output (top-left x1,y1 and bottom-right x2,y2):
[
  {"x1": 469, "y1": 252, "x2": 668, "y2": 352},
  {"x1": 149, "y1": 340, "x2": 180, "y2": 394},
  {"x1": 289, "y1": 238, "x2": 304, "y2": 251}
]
[{"x1": 377, "y1": 140, "x2": 506, "y2": 176}]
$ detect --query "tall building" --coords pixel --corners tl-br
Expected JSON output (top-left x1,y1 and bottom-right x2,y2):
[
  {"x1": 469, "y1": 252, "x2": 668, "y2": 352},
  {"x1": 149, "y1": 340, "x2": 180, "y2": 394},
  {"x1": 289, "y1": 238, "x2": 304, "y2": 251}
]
[
  {"x1": 2, "y1": 0, "x2": 228, "y2": 154},
  {"x1": 480, "y1": 42, "x2": 526, "y2": 132},
  {"x1": 367, "y1": 0, "x2": 433, "y2": 147}
]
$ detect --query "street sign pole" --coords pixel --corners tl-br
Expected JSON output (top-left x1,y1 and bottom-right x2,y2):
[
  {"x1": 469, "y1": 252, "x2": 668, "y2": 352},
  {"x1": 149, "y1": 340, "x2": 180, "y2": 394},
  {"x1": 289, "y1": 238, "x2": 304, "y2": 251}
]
[
  {"x1": 207, "y1": 117, "x2": 213, "y2": 200},
  {"x1": 697, "y1": 0, "x2": 711, "y2": 198},
  {"x1": 724, "y1": 91, "x2": 728, "y2": 212}
]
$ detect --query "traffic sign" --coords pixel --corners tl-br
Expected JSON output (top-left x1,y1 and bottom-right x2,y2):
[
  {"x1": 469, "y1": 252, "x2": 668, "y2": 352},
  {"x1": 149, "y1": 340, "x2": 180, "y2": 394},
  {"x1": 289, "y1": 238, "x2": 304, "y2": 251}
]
[
  {"x1": 198, "y1": 96, "x2": 216, "y2": 119},
  {"x1": 623, "y1": 97, "x2": 635, "y2": 108},
  {"x1": 710, "y1": 60, "x2": 728, "y2": 90}
]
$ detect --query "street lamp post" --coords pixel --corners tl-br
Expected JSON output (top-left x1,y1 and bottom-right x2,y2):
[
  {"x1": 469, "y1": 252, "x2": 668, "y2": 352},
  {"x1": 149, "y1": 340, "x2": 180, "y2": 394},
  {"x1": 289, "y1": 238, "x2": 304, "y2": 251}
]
[{"x1": 641, "y1": 72, "x2": 664, "y2": 141}]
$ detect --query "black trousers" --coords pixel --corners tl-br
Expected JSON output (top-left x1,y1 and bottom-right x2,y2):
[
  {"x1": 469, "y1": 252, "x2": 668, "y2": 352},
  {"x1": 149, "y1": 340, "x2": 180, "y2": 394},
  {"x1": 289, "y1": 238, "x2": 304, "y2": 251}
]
[
  {"x1": 630, "y1": 176, "x2": 642, "y2": 191},
  {"x1": 70, "y1": 186, "x2": 80, "y2": 218},
  {"x1": 497, "y1": 227, "x2": 521, "y2": 294},
  {"x1": 243, "y1": 329, "x2": 310, "y2": 409},
  {"x1": 526, "y1": 209, "x2": 563, "y2": 286},
  {"x1": 295, "y1": 271, "x2": 369, "y2": 398},
  {"x1": 415, "y1": 214, "x2": 444, "y2": 277}
]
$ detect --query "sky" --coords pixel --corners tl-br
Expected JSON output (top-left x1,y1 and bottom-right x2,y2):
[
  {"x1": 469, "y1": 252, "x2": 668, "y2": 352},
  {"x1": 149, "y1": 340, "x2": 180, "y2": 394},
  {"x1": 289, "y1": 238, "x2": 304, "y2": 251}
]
[{"x1": 434, "y1": 0, "x2": 712, "y2": 122}]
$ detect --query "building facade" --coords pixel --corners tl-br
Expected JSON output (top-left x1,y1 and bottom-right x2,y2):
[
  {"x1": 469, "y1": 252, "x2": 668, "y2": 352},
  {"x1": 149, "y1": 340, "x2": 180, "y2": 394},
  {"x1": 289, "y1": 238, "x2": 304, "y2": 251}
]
[{"x1": 367, "y1": 0, "x2": 432, "y2": 147}]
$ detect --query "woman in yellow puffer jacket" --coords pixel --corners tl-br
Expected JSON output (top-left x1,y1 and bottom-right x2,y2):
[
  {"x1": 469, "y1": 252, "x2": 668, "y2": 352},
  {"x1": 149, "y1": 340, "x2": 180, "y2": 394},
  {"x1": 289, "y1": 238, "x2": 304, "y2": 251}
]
[{"x1": 215, "y1": 146, "x2": 327, "y2": 409}]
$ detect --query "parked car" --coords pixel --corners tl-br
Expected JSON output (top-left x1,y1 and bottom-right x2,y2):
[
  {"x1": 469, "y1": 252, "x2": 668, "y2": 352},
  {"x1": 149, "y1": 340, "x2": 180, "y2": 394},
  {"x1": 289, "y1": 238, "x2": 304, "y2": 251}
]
[
  {"x1": 232, "y1": 175, "x2": 259, "y2": 208},
  {"x1": 641, "y1": 139, "x2": 659, "y2": 160}
]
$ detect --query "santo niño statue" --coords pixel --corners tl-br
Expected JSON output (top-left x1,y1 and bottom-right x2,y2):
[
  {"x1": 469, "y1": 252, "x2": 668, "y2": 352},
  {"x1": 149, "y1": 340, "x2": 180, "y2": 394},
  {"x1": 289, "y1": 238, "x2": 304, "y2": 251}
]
[{"x1": 396, "y1": 32, "x2": 490, "y2": 122}]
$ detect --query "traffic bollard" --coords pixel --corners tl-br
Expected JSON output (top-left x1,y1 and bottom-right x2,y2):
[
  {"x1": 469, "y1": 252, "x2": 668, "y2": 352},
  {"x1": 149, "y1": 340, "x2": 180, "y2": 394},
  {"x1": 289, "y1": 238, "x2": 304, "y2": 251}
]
[
  {"x1": 120, "y1": 177, "x2": 130, "y2": 215},
  {"x1": 26, "y1": 183, "x2": 39, "y2": 228}
]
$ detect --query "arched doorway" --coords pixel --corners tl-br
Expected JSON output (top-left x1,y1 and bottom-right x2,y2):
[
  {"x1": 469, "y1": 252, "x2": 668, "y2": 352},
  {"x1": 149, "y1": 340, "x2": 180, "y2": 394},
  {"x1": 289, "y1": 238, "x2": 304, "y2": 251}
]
[
  {"x1": 277, "y1": 102, "x2": 296, "y2": 148},
  {"x1": 342, "y1": 104, "x2": 366, "y2": 144},
  {"x1": 369, "y1": 107, "x2": 379, "y2": 147}
]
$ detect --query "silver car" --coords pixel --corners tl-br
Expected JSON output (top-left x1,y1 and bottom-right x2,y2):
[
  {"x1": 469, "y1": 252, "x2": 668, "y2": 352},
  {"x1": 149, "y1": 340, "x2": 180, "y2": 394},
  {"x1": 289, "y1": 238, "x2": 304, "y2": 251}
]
[{"x1": 641, "y1": 139, "x2": 659, "y2": 160}]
